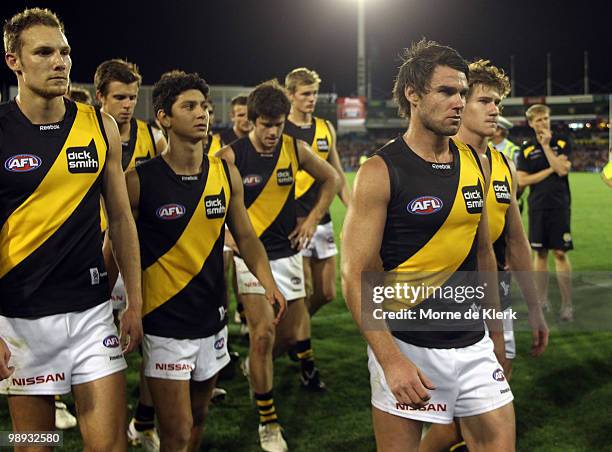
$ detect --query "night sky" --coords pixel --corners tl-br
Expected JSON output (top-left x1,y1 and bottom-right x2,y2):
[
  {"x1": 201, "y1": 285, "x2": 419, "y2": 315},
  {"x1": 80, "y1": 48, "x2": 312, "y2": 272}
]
[{"x1": 1, "y1": 0, "x2": 610, "y2": 98}]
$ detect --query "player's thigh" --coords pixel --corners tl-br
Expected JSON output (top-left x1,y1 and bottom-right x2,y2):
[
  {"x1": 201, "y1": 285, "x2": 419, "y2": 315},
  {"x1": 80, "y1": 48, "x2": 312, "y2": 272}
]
[
  {"x1": 311, "y1": 255, "x2": 337, "y2": 300},
  {"x1": 275, "y1": 298, "x2": 308, "y2": 344},
  {"x1": 241, "y1": 293, "x2": 276, "y2": 330},
  {"x1": 303, "y1": 255, "x2": 314, "y2": 297},
  {"x1": 459, "y1": 402, "x2": 515, "y2": 452},
  {"x1": 148, "y1": 377, "x2": 193, "y2": 433},
  {"x1": 372, "y1": 406, "x2": 422, "y2": 452},
  {"x1": 8, "y1": 395, "x2": 55, "y2": 432},
  {"x1": 72, "y1": 370, "x2": 127, "y2": 451},
  {"x1": 190, "y1": 375, "x2": 218, "y2": 425}
]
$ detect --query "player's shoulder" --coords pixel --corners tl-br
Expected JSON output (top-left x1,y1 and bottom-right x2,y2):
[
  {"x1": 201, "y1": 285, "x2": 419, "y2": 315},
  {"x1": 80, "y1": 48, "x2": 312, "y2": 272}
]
[{"x1": 553, "y1": 134, "x2": 570, "y2": 149}]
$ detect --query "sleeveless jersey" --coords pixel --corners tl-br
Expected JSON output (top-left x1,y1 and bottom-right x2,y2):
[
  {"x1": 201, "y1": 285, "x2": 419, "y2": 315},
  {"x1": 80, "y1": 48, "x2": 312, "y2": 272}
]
[
  {"x1": 137, "y1": 155, "x2": 231, "y2": 339},
  {"x1": 232, "y1": 135, "x2": 300, "y2": 260},
  {"x1": 208, "y1": 128, "x2": 239, "y2": 155},
  {"x1": 100, "y1": 118, "x2": 156, "y2": 232},
  {"x1": 378, "y1": 137, "x2": 485, "y2": 348},
  {"x1": 285, "y1": 117, "x2": 333, "y2": 223},
  {"x1": 0, "y1": 99, "x2": 109, "y2": 317}
]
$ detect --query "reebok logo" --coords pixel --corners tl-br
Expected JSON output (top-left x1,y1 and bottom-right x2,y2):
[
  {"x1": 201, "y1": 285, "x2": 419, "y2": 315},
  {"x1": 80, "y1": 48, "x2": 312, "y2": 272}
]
[
  {"x1": 66, "y1": 139, "x2": 99, "y2": 173},
  {"x1": 462, "y1": 182, "x2": 484, "y2": 214},
  {"x1": 493, "y1": 179, "x2": 511, "y2": 204},
  {"x1": 39, "y1": 124, "x2": 60, "y2": 131},
  {"x1": 277, "y1": 165, "x2": 294, "y2": 186},
  {"x1": 205, "y1": 189, "x2": 226, "y2": 219}
]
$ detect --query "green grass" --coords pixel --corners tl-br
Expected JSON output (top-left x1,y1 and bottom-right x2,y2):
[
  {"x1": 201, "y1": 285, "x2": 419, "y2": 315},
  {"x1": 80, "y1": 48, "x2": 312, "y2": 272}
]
[{"x1": 1, "y1": 172, "x2": 611, "y2": 451}]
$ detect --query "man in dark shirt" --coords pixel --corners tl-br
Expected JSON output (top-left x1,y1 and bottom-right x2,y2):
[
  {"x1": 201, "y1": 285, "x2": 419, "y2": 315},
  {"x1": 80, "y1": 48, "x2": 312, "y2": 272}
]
[{"x1": 516, "y1": 104, "x2": 573, "y2": 320}]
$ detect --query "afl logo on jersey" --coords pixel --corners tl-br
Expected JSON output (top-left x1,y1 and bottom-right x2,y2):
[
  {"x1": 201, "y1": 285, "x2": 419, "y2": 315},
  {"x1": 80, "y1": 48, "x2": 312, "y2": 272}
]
[
  {"x1": 243, "y1": 174, "x2": 262, "y2": 187},
  {"x1": 4, "y1": 154, "x2": 42, "y2": 172},
  {"x1": 156, "y1": 203, "x2": 186, "y2": 220},
  {"x1": 407, "y1": 196, "x2": 443, "y2": 215}
]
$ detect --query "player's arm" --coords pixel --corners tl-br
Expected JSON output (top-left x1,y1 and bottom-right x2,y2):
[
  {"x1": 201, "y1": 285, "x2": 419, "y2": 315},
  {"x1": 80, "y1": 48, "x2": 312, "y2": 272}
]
[
  {"x1": 341, "y1": 157, "x2": 434, "y2": 408},
  {"x1": 538, "y1": 130, "x2": 571, "y2": 176},
  {"x1": 475, "y1": 153, "x2": 506, "y2": 366},
  {"x1": 516, "y1": 168, "x2": 554, "y2": 188},
  {"x1": 0, "y1": 337, "x2": 14, "y2": 380},
  {"x1": 326, "y1": 121, "x2": 351, "y2": 206},
  {"x1": 290, "y1": 140, "x2": 341, "y2": 249},
  {"x1": 504, "y1": 159, "x2": 549, "y2": 356},
  {"x1": 100, "y1": 112, "x2": 143, "y2": 353},
  {"x1": 602, "y1": 173, "x2": 612, "y2": 188},
  {"x1": 224, "y1": 160, "x2": 286, "y2": 323}
]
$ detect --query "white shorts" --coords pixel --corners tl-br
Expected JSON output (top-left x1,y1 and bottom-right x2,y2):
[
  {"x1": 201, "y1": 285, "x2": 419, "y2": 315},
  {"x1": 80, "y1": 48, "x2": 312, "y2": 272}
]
[
  {"x1": 368, "y1": 334, "x2": 513, "y2": 424},
  {"x1": 0, "y1": 301, "x2": 127, "y2": 395},
  {"x1": 234, "y1": 253, "x2": 306, "y2": 301},
  {"x1": 143, "y1": 326, "x2": 230, "y2": 382},
  {"x1": 301, "y1": 221, "x2": 338, "y2": 259},
  {"x1": 503, "y1": 308, "x2": 516, "y2": 359},
  {"x1": 111, "y1": 273, "x2": 126, "y2": 312}
]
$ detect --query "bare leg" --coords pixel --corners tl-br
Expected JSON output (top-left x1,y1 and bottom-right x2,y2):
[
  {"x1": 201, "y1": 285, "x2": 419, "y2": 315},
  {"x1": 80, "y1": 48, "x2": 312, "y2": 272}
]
[
  {"x1": 188, "y1": 375, "x2": 217, "y2": 452},
  {"x1": 308, "y1": 256, "x2": 337, "y2": 316},
  {"x1": 533, "y1": 250, "x2": 549, "y2": 308},
  {"x1": 459, "y1": 403, "x2": 515, "y2": 452},
  {"x1": 148, "y1": 377, "x2": 192, "y2": 452},
  {"x1": 372, "y1": 406, "x2": 423, "y2": 452},
  {"x1": 8, "y1": 395, "x2": 55, "y2": 452},
  {"x1": 72, "y1": 371, "x2": 128, "y2": 452},
  {"x1": 553, "y1": 250, "x2": 572, "y2": 311}
]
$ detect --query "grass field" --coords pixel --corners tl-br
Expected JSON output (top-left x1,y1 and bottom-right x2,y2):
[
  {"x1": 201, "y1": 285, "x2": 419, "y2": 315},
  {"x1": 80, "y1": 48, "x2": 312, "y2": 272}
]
[{"x1": 1, "y1": 172, "x2": 611, "y2": 451}]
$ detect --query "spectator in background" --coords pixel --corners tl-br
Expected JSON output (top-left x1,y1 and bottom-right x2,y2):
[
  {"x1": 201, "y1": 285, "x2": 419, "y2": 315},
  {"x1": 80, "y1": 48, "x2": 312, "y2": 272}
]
[
  {"x1": 67, "y1": 84, "x2": 92, "y2": 104},
  {"x1": 516, "y1": 104, "x2": 574, "y2": 321},
  {"x1": 491, "y1": 116, "x2": 519, "y2": 163}
]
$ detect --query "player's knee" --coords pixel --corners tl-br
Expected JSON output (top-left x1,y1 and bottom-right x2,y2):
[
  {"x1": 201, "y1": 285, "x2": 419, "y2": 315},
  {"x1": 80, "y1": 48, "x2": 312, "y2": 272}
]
[
  {"x1": 535, "y1": 249, "x2": 548, "y2": 259},
  {"x1": 322, "y1": 284, "x2": 336, "y2": 304},
  {"x1": 553, "y1": 249, "x2": 567, "y2": 261},
  {"x1": 251, "y1": 324, "x2": 275, "y2": 355},
  {"x1": 159, "y1": 417, "x2": 193, "y2": 450}
]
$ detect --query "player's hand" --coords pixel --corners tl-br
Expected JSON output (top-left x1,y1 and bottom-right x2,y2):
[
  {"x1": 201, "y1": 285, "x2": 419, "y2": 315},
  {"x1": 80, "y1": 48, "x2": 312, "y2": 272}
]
[
  {"x1": 265, "y1": 286, "x2": 287, "y2": 325},
  {"x1": 528, "y1": 306, "x2": 549, "y2": 357},
  {"x1": 119, "y1": 306, "x2": 143, "y2": 353},
  {"x1": 536, "y1": 129, "x2": 552, "y2": 147},
  {"x1": 382, "y1": 356, "x2": 436, "y2": 409},
  {"x1": 289, "y1": 216, "x2": 316, "y2": 251},
  {"x1": 0, "y1": 338, "x2": 15, "y2": 380}
]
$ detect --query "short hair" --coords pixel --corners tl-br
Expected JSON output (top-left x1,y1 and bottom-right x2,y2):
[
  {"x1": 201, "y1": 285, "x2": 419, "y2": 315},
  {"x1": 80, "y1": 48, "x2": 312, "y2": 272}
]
[
  {"x1": 525, "y1": 104, "x2": 550, "y2": 122},
  {"x1": 285, "y1": 67, "x2": 322, "y2": 93},
  {"x1": 94, "y1": 59, "x2": 142, "y2": 96},
  {"x1": 467, "y1": 59, "x2": 510, "y2": 99},
  {"x1": 4, "y1": 8, "x2": 64, "y2": 55},
  {"x1": 152, "y1": 70, "x2": 209, "y2": 116},
  {"x1": 247, "y1": 80, "x2": 291, "y2": 122},
  {"x1": 68, "y1": 85, "x2": 92, "y2": 104},
  {"x1": 392, "y1": 38, "x2": 468, "y2": 118},
  {"x1": 230, "y1": 95, "x2": 248, "y2": 107}
]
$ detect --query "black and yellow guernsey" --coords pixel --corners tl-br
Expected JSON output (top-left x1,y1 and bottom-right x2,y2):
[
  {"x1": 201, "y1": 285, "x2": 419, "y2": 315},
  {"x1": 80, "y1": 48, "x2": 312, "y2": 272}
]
[
  {"x1": 121, "y1": 118, "x2": 157, "y2": 171},
  {"x1": 0, "y1": 99, "x2": 109, "y2": 317},
  {"x1": 377, "y1": 137, "x2": 486, "y2": 348},
  {"x1": 208, "y1": 128, "x2": 238, "y2": 155},
  {"x1": 284, "y1": 117, "x2": 333, "y2": 223},
  {"x1": 232, "y1": 135, "x2": 300, "y2": 260},
  {"x1": 486, "y1": 145, "x2": 513, "y2": 310},
  {"x1": 100, "y1": 118, "x2": 157, "y2": 232},
  {"x1": 137, "y1": 154, "x2": 231, "y2": 339}
]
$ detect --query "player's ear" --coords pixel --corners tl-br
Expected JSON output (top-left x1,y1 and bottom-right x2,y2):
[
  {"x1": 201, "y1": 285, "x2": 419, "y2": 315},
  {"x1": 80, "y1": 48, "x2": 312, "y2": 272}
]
[
  {"x1": 5, "y1": 52, "x2": 21, "y2": 74},
  {"x1": 405, "y1": 85, "x2": 419, "y2": 107},
  {"x1": 157, "y1": 109, "x2": 171, "y2": 129}
]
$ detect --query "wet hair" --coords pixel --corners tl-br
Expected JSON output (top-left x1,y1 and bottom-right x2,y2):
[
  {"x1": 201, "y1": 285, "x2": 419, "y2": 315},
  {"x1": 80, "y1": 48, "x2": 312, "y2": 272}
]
[
  {"x1": 467, "y1": 59, "x2": 510, "y2": 99},
  {"x1": 67, "y1": 85, "x2": 92, "y2": 104},
  {"x1": 247, "y1": 80, "x2": 291, "y2": 122},
  {"x1": 392, "y1": 38, "x2": 468, "y2": 118}
]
